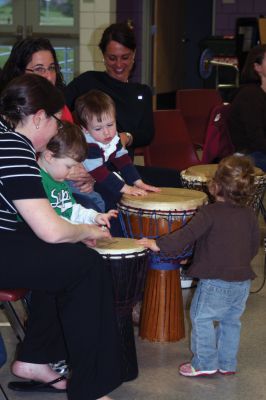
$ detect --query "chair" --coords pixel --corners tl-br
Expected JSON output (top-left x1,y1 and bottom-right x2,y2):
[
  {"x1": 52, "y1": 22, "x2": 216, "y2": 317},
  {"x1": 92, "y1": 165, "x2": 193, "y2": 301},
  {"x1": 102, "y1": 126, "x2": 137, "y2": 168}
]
[
  {"x1": 144, "y1": 109, "x2": 200, "y2": 171},
  {"x1": 0, "y1": 289, "x2": 29, "y2": 399},
  {"x1": 201, "y1": 103, "x2": 235, "y2": 164},
  {"x1": 0, "y1": 289, "x2": 29, "y2": 343},
  {"x1": 176, "y1": 89, "x2": 223, "y2": 147}
]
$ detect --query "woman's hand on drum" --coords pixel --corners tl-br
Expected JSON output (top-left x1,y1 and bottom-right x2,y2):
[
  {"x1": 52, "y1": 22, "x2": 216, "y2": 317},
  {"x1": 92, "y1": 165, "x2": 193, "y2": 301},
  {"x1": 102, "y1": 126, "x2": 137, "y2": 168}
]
[
  {"x1": 120, "y1": 183, "x2": 147, "y2": 196},
  {"x1": 66, "y1": 164, "x2": 95, "y2": 193},
  {"x1": 138, "y1": 238, "x2": 160, "y2": 252},
  {"x1": 81, "y1": 224, "x2": 111, "y2": 247},
  {"x1": 95, "y1": 210, "x2": 118, "y2": 228},
  {"x1": 134, "y1": 179, "x2": 161, "y2": 193}
]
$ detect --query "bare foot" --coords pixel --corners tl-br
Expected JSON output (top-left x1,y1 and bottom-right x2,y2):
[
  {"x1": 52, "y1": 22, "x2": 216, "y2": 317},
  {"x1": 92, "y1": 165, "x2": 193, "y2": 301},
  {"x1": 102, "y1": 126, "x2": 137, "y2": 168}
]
[{"x1": 11, "y1": 361, "x2": 67, "y2": 390}]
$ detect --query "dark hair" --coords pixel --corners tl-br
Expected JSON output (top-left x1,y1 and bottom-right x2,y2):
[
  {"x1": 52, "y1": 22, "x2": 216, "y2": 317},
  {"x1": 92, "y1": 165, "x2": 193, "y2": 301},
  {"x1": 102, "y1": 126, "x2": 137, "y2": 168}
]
[
  {"x1": 241, "y1": 44, "x2": 266, "y2": 83},
  {"x1": 46, "y1": 121, "x2": 87, "y2": 162},
  {"x1": 74, "y1": 89, "x2": 116, "y2": 129},
  {"x1": 99, "y1": 22, "x2": 136, "y2": 53},
  {"x1": 0, "y1": 74, "x2": 65, "y2": 128},
  {"x1": 0, "y1": 37, "x2": 64, "y2": 92},
  {"x1": 208, "y1": 154, "x2": 255, "y2": 206}
]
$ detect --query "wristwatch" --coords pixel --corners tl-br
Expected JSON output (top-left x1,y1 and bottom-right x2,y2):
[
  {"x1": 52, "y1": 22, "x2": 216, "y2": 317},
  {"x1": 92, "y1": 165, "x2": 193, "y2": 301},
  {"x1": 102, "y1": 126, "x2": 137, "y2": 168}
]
[{"x1": 125, "y1": 132, "x2": 133, "y2": 146}]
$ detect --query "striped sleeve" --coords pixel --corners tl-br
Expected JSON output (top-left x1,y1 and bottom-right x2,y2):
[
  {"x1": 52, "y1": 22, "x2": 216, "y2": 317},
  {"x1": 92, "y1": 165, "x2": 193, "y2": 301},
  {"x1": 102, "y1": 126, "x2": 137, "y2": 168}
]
[{"x1": 0, "y1": 126, "x2": 46, "y2": 231}]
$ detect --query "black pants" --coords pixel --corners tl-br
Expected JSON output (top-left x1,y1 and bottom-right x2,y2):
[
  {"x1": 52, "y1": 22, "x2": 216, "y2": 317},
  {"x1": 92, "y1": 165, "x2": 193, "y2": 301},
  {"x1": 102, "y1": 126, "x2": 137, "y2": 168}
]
[
  {"x1": 1, "y1": 228, "x2": 122, "y2": 400},
  {"x1": 136, "y1": 165, "x2": 182, "y2": 188}
]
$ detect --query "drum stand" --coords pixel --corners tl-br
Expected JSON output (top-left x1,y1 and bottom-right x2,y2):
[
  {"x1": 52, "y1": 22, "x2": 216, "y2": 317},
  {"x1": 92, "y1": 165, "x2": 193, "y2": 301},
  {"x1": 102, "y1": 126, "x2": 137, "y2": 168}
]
[{"x1": 139, "y1": 254, "x2": 185, "y2": 342}]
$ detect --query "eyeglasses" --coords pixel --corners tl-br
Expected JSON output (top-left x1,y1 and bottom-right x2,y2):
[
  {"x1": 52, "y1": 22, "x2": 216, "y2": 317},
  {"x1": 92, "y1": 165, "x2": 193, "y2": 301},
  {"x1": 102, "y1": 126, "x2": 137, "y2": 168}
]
[
  {"x1": 51, "y1": 114, "x2": 63, "y2": 128},
  {"x1": 25, "y1": 65, "x2": 58, "y2": 76}
]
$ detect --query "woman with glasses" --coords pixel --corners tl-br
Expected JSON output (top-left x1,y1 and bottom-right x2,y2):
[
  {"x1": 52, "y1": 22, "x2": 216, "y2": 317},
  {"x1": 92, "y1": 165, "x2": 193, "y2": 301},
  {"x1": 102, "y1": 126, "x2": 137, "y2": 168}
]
[
  {"x1": 0, "y1": 37, "x2": 104, "y2": 211},
  {"x1": 0, "y1": 74, "x2": 122, "y2": 399}
]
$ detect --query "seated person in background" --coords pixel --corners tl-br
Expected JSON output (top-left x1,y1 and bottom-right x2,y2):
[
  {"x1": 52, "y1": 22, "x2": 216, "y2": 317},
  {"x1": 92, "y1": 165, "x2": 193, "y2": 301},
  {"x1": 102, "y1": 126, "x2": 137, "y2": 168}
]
[
  {"x1": 73, "y1": 89, "x2": 160, "y2": 212},
  {"x1": 228, "y1": 44, "x2": 266, "y2": 171},
  {"x1": 38, "y1": 120, "x2": 117, "y2": 227}
]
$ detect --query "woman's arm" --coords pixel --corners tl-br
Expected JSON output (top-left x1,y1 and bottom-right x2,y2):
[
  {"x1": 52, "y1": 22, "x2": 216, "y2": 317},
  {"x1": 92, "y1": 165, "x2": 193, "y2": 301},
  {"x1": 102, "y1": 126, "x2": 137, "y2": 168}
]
[{"x1": 14, "y1": 198, "x2": 110, "y2": 244}]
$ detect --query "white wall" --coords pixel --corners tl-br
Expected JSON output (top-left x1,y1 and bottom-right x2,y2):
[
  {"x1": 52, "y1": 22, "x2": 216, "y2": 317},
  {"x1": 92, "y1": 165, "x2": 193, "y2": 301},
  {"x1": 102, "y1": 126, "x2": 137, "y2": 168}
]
[{"x1": 79, "y1": 0, "x2": 116, "y2": 73}]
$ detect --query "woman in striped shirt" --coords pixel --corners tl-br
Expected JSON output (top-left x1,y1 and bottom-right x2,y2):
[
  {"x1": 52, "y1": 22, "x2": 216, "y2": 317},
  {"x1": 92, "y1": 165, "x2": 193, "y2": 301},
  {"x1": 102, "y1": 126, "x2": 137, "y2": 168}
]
[{"x1": 0, "y1": 74, "x2": 122, "y2": 400}]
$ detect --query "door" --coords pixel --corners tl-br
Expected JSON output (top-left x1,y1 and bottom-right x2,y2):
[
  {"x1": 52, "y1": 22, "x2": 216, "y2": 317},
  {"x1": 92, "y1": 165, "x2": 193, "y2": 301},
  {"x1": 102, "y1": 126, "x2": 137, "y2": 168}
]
[
  {"x1": 0, "y1": 0, "x2": 79, "y2": 83},
  {"x1": 152, "y1": 0, "x2": 213, "y2": 107}
]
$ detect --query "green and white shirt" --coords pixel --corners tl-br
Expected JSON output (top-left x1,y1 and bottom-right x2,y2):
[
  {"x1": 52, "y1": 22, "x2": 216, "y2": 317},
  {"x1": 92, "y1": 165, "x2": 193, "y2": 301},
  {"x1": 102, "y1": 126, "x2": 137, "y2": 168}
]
[{"x1": 40, "y1": 168, "x2": 99, "y2": 224}]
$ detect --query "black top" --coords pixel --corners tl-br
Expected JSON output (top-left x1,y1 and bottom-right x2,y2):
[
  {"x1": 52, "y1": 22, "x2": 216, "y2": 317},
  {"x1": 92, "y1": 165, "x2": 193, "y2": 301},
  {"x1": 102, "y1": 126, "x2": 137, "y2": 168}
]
[
  {"x1": 228, "y1": 84, "x2": 266, "y2": 153},
  {"x1": 156, "y1": 201, "x2": 260, "y2": 281},
  {"x1": 64, "y1": 71, "x2": 154, "y2": 150},
  {"x1": 0, "y1": 117, "x2": 45, "y2": 231}
]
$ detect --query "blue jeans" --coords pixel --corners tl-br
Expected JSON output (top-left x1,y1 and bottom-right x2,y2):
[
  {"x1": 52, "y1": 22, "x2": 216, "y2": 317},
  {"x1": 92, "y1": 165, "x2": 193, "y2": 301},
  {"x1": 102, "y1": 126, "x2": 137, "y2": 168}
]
[
  {"x1": 190, "y1": 279, "x2": 251, "y2": 372},
  {"x1": 67, "y1": 181, "x2": 105, "y2": 212}
]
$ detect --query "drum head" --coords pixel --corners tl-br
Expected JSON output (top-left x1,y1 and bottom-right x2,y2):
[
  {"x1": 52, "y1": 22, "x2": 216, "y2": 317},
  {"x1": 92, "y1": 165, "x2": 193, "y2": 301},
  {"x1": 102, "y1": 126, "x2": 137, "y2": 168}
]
[
  {"x1": 181, "y1": 163, "x2": 265, "y2": 183},
  {"x1": 181, "y1": 164, "x2": 218, "y2": 182},
  {"x1": 120, "y1": 187, "x2": 207, "y2": 211},
  {"x1": 94, "y1": 237, "x2": 146, "y2": 256}
]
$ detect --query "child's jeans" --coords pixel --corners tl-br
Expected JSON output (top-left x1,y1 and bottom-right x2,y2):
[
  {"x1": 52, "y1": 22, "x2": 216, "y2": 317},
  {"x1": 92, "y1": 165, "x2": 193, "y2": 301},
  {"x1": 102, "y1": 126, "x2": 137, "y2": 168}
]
[
  {"x1": 67, "y1": 181, "x2": 105, "y2": 213},
  {"x1": 190, "y1": 278, "x2": 251, "y2": 372}
]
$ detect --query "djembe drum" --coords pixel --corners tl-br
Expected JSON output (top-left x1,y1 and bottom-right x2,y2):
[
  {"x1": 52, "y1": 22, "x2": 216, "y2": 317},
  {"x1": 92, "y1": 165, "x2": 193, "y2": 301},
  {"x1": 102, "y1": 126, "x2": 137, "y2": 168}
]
[
  {"x1": 181, "y1": 164, "x2": 266, "y2": 215},
  {"x1": 118, "y1": 188, "x2": 208, "y2": 342},
  {"x1": 94, "y1": 237, "x2": 148, "y2": 381}
]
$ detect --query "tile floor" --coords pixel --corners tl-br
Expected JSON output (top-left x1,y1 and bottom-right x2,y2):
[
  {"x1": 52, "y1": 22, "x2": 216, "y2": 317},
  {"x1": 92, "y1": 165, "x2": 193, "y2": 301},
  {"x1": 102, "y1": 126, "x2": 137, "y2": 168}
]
[{"x1": 0, "y1": 213, "x2": 265, "y2": 400}]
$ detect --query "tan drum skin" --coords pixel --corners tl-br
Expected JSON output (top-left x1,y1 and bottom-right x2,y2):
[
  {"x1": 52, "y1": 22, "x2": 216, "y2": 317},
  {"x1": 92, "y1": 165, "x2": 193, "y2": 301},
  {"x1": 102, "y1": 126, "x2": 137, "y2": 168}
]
[{"x1": 95, "y1": 237, "x2": 146, "y2": 257}]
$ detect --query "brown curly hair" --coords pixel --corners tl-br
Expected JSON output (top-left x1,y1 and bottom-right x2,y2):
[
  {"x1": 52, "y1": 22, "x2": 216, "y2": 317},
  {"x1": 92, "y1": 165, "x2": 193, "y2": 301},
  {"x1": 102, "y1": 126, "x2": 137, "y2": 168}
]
[
  {"x1": 46, "y1": 121, "x2": 87, "y2": 163},
  {"x1": 208, "y1": 155, "x2": 255, "y2": 206}
]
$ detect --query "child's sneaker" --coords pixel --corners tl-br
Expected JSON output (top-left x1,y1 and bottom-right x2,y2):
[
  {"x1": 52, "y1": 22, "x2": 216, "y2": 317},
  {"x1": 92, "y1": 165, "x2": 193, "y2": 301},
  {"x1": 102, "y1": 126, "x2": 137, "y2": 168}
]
[
  {"x1": 179, "y1": 362, "x2": 217, "y2": 377},
  {"x1": 219, "y1": 369, "x2": 236, "y2": 375}
]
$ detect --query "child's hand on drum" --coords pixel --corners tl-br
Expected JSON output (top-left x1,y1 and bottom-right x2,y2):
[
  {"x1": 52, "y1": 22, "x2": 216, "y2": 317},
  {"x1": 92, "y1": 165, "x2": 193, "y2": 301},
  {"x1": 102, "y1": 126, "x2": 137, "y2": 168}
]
[
  {"x1": 95, "y1": 210, "x2": 118, "y2": 228},
  {"x1": 138, "y1": 238, "x2": 160, "y2": 252},
  {"x1": 121, "y1": 183, "x2": 147, "y2": 196},
  {"x1": 179, "y1": 258, "x2": 189, "y2": 265},
  {"x1": 134, "y1": 179, "x2": 161, "y2": 193}
]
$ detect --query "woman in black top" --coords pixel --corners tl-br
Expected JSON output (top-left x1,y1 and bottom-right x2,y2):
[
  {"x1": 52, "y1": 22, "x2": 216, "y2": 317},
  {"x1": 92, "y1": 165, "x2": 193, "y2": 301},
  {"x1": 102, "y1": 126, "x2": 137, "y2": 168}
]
[
  {"x1": 228, "y1": 44, "x2": 266, "y2": 171},
  {"x1": 0, "y1": 74, "x2": 122, "y2": 400},
  {"x1": 65, "y1": 22, "x2": 182, "y2": 187}
]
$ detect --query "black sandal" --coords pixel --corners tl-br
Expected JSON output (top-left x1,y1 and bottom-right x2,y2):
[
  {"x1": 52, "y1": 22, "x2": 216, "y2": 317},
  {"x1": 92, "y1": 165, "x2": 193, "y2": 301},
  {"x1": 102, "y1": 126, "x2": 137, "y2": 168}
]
[{"x1": 8, "y1": 375, "x2": 67, "y2": 393}]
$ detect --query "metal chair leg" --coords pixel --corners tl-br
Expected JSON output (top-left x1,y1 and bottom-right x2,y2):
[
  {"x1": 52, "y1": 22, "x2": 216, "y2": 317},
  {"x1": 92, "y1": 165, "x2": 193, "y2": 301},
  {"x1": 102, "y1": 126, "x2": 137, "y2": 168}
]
[
  {"x1": 0, "y1": 301, "x2": 25, "y2": 342},
  {"x1": 0, "y1": 384, "x2": 9, "y2": 400}
]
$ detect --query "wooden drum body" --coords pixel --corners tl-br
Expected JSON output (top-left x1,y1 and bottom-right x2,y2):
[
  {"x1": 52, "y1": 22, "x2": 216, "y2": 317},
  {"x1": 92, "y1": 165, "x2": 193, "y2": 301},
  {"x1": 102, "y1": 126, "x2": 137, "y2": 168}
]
[
  {"x1": 118, "y1": 187, "x2": 208, "y2": 239},
  {"x1": 181, "y1": 164, "x2": 266, "y2": 215},
  {"x1": 118, "y1": 188, "x2": 208, "y2": 342},
  {"x1": 94, "y1": 238, "x2": 148, "y2": 381}
]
